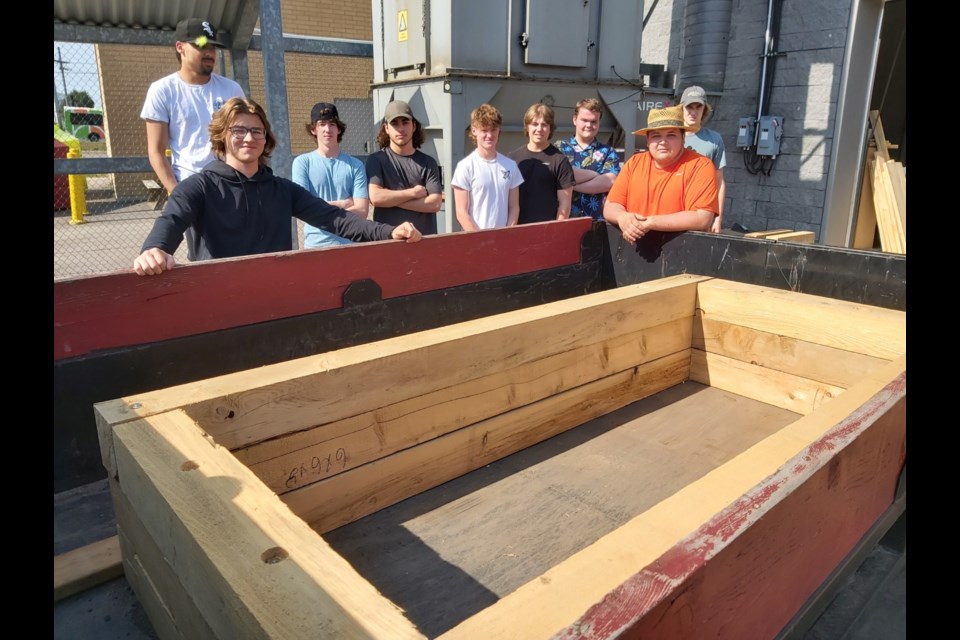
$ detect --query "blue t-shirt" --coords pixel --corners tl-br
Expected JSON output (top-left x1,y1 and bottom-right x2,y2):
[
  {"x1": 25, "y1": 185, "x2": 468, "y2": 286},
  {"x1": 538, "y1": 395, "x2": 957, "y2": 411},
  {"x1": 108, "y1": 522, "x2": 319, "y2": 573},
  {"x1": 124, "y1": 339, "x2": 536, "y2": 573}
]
[
  {"x1": 291, "y1": 151, "x2": 369, "y2": 248},
  {"x1": 685, "y1": 127, "x2": 727, "y2": 170}
]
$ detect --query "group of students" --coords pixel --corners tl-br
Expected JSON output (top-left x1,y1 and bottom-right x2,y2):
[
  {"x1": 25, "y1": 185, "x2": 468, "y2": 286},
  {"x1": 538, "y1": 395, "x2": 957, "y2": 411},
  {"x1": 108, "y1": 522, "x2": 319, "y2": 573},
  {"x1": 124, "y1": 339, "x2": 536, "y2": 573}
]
[{"x1": 133, "y1": 18, "x2": 726, "y2": 277}]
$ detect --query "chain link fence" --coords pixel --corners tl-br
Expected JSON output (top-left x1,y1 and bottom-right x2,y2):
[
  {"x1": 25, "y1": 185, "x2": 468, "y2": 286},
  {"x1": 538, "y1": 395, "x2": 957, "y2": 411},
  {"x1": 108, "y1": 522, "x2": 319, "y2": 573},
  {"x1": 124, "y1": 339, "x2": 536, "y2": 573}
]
[
  {"x1": 53, "y1": 40, "x2": 374, "y2": 280},
  {"x1": 53, "y1": 41, "x2": 185, "y2": 278}
]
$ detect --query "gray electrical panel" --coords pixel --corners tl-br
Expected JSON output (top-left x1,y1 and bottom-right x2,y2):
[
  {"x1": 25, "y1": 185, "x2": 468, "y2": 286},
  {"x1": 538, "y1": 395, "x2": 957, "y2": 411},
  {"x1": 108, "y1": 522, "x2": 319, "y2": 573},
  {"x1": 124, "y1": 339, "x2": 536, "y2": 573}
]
[
  {"x1": 382, "y1": 0, "x2": 427, "y2": 75},
  {"x1": 524, "y1": 0, "x2": 591, "y2": 67},
  {"x1": 756, "y1": 116, "x2": 784, "y2": 157},
  {"x1": 737, "y1": 117, "x2": 756, "y2": 148}
]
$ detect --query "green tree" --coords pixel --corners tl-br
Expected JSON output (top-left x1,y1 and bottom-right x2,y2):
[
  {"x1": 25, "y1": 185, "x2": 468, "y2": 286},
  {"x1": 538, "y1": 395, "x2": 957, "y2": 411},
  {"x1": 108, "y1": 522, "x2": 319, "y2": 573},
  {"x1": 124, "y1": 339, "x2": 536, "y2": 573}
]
[{"x1": 66, "y1": 90, "x2": 95, "y2": 108}]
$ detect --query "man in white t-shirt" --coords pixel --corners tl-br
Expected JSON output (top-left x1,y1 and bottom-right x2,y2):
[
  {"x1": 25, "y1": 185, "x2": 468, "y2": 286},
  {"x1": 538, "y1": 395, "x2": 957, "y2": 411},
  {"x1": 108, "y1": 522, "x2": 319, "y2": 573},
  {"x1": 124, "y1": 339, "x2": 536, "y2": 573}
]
[
  {"x1": 140, "y1": 18, "x2": 245, "y2": 195},
  {"x1": 451, "y1": 104, "x2": 524, "y2": 230}
]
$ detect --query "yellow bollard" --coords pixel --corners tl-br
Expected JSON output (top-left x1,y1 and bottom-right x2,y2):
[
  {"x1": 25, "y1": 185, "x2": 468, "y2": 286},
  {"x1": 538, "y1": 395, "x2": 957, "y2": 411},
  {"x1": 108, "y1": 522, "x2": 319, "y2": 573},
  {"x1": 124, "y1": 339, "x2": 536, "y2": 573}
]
[{"x1": 68, "y1": 147, "x2": 88, "y2": 225}]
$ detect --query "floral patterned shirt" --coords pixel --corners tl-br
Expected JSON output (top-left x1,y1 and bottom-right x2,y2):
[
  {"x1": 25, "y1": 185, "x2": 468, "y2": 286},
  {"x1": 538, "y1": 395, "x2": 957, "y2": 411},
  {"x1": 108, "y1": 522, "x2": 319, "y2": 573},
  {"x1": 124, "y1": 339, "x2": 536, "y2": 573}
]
[{"x1": 554, "y1": 137, "x2": 622, "y2": 219}]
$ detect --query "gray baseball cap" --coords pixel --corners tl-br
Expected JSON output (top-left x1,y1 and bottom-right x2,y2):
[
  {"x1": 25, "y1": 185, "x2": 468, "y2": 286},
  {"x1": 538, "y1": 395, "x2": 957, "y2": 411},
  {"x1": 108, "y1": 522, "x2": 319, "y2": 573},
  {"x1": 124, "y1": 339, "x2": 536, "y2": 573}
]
[
  {"x1": 680, "y1": 86, "x2": 709, "y2": 107},
  {"x1": 383, "y1": 100, "x2": 415, "y2": 123}
]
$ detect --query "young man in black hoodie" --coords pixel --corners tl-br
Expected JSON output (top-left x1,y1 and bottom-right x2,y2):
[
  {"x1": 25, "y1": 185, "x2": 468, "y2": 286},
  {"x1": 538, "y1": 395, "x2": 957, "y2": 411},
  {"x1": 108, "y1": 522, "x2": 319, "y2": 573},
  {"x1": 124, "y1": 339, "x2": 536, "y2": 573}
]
[{"x1": 134, "y1": 98, "x2": 421, "y2": 276}]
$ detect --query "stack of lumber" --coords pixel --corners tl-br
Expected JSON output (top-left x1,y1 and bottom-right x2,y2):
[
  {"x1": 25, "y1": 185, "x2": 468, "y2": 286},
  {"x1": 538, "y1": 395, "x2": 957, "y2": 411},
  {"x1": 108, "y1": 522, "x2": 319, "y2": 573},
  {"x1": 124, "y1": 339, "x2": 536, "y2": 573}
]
[
  {"x1": 744, "y1": 228, "x2": 815, "y2": 244},
  {"x1": 857, "y1": 111, "x2": 906, "y2": 253}
]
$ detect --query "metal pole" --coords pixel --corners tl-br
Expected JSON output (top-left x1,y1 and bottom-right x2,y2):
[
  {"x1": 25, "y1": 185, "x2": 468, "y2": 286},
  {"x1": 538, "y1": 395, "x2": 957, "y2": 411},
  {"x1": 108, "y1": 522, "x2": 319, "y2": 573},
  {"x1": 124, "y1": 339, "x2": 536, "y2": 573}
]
[
  {"x1": 57, "y1": 46, "x2": 70, "y2": 105},
  {"x1": 258, "y1": 0, "x2": 297, "y2": 247}
]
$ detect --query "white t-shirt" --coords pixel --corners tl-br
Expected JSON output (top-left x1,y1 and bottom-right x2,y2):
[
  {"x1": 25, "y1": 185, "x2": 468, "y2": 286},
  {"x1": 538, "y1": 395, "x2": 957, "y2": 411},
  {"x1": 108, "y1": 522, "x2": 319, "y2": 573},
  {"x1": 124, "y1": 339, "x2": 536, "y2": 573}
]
[
  {"x1": 451, "y1": 151, "x2": 524, "y2": 229},
  {"x1": 140, "y1": 72, "x2": 245, "y2": 182}
]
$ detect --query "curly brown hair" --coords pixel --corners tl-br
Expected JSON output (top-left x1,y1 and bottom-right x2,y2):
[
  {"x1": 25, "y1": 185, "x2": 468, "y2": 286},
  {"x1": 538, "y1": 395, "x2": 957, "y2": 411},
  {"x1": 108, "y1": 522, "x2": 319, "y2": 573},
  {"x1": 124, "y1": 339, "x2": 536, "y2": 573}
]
[
  {"x1": 208, "y1": 97, "x2": 277, "y2": 166},
  {"x1": 376, "y1": 117, "x2": 425, "y2": 149},
  {"x1": 468, "y1": 104, "x2": 503, "y2": 144}
]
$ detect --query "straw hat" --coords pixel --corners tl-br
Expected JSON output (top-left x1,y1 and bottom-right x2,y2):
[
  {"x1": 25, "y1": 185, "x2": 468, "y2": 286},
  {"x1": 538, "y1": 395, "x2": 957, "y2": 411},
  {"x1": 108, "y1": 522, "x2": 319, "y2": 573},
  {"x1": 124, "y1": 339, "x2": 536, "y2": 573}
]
[{"x1": 632, "y1": 105, "x2": 697, "y2": 136}]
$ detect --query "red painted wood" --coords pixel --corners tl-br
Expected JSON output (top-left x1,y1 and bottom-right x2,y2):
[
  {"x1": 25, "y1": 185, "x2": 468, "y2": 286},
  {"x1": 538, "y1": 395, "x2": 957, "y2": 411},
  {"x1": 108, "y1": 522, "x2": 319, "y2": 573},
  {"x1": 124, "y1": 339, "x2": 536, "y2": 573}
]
[
  {"x1": 54, "y1": 219, "x2": 591, "y2": 361},
  {"x1": 555, "y1": 372, "x2": 907, "y2": 639}
]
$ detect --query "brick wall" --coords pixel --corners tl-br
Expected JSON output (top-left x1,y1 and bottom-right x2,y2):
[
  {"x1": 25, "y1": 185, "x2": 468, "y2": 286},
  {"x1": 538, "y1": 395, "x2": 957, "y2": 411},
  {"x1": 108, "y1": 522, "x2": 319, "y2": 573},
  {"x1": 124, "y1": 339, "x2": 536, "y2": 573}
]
[
  {"x1": 97, "y1": 43, "x2": 176, "y2": 197},
  {"x1": 283, "y1": 0, "x2": 373, "y2": 39},
  {"x1": 283, "y1": 54, "x2": 374, "y2": 156}
]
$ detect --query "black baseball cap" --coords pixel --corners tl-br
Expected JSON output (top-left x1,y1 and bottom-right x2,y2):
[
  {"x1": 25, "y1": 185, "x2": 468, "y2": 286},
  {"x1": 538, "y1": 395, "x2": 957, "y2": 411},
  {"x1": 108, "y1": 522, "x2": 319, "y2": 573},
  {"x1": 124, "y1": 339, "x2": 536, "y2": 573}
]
[
  {"x1": 176, "y1": 18, "x2": 226, "y2": 48},
  {"x1": 310, "y1": 102, "x2": 340, "y2": 122}
]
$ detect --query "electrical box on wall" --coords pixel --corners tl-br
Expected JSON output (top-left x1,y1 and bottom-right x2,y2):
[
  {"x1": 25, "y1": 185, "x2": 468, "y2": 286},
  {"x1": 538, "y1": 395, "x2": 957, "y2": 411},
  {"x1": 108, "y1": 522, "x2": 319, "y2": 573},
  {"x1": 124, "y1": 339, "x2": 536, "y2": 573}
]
[
  {"x1": 737, "y1": 118, "x2": 756, "y2": 149},
  {"x1": 756, "y1": 116, "x2": 784, "y2": 157}
]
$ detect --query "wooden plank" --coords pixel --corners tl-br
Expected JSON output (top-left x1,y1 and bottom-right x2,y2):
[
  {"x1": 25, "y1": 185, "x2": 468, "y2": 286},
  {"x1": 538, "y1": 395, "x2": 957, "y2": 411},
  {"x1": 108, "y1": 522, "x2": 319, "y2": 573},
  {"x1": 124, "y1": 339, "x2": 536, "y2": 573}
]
[
  {"x1": 113, "y1": 482, "x2": 217, "y2": 639},
  {"x1": 872, "y1": 158, "x2": 904, "y2": 254},
  {"x1": 852, "y1": 148, "x2": 878, "y2": 250},
  {"x1": 287, "y1": 350, "x2": 691, "y2": 534},
  {"x1": 53, "y1": 535, "x2": 124, "y2": 602},
  {"x1": 112, "y1": 410, "x2": 425, "y2": 640},
  {"x1": 96, "y1": 276, "x2": 707, "y2": 453},
  {"x1": 239, "y1": 318, "x2": 693, "y2": 495},
  {"x1": 767, "y1": 230, "x2": 815, "y2": 244},
  {"x1": 440, "y1": 355, "x2": 905, "y2": 640},
  {"x1": 119, "y1": 539, "x2": 185, "y2": 640},
  {"x1": 55, "y1": 217, "x2": 592, "y2": 361},
  {"x1": 692, "y1": 315, "x2": 888, "y2": 389},
  {"x1": 690, "y1": 350, "x2": 843, "y2": 415},
  {"x1": 744, "y1": 228, "x2": 793, "y2": 239},
  {"x1": 695, "y1": 279, "x2": 906, "y2": 360},
  {"x1": 869, "y1": 110, "x2": 891, "y2": 161},
  {"x1": 885, "y1": 159, "x2": 907, "y2": 249}
]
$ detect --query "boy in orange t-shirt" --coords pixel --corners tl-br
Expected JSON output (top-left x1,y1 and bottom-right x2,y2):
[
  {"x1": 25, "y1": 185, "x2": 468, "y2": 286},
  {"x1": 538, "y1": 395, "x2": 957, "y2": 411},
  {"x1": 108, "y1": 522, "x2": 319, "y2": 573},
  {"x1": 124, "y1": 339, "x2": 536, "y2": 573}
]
[{"x1": 604, "y1": 105, "x2": 718, "y2": 244}]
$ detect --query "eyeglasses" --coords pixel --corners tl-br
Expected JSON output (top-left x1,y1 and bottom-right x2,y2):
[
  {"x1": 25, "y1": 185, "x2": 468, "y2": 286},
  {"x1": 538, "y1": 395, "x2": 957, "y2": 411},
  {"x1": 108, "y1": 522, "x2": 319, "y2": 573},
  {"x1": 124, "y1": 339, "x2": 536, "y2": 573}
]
[{"x1": 229, "y1": 126, "x2": 266, "y2": 140}]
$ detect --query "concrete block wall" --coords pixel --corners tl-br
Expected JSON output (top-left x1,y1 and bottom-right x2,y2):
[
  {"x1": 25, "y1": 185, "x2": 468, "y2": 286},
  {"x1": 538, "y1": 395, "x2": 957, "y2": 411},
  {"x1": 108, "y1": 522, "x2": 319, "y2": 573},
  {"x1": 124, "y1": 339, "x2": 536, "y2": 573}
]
[{"x1": 641, "y1": 0, "x2": 852, "y2": 240}]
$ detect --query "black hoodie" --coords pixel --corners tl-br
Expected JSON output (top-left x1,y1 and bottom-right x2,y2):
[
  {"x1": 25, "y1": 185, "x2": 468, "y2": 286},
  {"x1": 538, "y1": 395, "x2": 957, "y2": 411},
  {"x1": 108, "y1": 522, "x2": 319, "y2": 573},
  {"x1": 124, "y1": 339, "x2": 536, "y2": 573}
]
[{"x1": 142, "y1": 159, "x2": 395, "y2": 261}]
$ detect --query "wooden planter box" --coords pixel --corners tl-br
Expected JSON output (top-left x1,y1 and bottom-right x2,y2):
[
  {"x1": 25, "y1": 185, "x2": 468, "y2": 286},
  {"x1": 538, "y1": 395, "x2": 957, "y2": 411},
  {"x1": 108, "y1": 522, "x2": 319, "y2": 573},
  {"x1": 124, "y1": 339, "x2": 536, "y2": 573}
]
[{"x1": 95, "y1": 275, "x2": 906, "y2": 639}]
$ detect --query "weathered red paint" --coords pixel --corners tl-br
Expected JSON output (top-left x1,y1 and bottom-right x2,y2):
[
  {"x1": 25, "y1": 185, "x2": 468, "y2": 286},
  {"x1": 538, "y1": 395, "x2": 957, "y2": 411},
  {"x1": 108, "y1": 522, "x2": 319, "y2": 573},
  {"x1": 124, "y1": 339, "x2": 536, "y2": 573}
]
[
  {"x1": 54, "y1": 219, "x2": 591, "y2": 361},
  {"x1": 554, "y1": 370, "x2": 906, "y2": 640}
]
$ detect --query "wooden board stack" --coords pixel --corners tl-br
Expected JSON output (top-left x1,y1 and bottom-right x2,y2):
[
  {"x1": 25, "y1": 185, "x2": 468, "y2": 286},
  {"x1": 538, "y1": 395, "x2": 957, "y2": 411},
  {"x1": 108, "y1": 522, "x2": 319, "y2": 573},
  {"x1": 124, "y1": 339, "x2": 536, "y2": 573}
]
[{"x1": 860, "y1": 111, "x2": 906, "y2": 253}]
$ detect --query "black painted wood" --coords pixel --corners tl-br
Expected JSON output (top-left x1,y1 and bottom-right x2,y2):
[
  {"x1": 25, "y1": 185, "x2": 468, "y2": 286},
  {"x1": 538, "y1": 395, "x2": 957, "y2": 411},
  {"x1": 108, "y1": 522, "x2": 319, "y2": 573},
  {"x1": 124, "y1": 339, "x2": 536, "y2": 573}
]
[{"x1": 601, "y1": 223, "x2": 906, "y2": 311}]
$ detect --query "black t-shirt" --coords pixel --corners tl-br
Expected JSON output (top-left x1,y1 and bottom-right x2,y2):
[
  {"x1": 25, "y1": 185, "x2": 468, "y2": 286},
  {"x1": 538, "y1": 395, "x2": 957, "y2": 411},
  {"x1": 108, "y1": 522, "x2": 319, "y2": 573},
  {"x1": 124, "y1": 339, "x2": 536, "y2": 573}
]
[
  {"x1": 508, "y1": 145, "x2": 576, "y2": 224},
  {"x1": 366, "y1": 148, "x2": 443, "y2": 235}
]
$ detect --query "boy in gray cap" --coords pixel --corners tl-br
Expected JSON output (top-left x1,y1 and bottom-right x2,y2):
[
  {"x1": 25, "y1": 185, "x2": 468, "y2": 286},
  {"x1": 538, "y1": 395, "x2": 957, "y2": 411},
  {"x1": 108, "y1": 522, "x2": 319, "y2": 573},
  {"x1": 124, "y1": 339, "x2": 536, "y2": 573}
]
[
  {"x1": 365, "y1": 100, "x2": 443, "y2": 235},
  {"x1": 679, "y1": 86, "x2": 726, "y2": 233}
]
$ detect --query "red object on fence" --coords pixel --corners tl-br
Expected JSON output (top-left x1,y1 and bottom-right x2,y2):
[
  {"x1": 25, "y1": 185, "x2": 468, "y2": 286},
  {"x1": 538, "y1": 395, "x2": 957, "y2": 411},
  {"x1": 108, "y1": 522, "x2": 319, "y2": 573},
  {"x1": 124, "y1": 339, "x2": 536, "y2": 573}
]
[{"x1": 54, "y1": 139, "x2": 70, "y2": 210}]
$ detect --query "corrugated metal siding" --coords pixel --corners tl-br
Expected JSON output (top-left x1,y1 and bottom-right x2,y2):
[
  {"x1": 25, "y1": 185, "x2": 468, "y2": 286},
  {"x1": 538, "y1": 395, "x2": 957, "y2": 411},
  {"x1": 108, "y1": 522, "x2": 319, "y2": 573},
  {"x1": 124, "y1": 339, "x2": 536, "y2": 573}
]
[
  {"x1": 678, "y1": 0, "x2": 733, "y2": 92},
  {"x1": 53, "y1": 0, "x2": 242, "y2": 34}
]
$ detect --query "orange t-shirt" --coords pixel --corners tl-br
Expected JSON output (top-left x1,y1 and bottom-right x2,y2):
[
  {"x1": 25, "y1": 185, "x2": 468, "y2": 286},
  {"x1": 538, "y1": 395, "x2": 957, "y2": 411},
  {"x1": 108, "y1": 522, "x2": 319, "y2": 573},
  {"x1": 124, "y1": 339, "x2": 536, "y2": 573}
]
[{"x1": 607, "y1": 148, "x2": 719, "y2": 217}]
